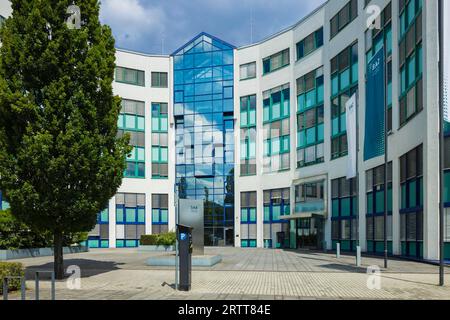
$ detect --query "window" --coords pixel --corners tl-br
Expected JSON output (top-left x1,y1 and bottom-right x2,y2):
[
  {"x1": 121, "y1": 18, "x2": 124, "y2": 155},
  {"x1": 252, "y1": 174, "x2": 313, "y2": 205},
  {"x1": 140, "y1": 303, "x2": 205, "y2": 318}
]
[
  {"x1": 240, "y1": 62, "x2": 256, "y2": 80},
  {"x1": 263, "y1": 188, "x2": 290, "y2": 248},
  {"x1": 118, "y1": 99, "x2": 145, "y2": 178},
  {"x1": 295, "y1": 181, "x2": 325, "y2": 213},
  {"x1": 330, "y1": 0, "x2": 358, "y2": 39},
  {"x1": 240, "y1": 95, "x2": 257, "y2": 176},
  {"x1": 330, "y1": 42, "x2": 358, "y2": 160},
  {"x1": 152, "y1": 194, "x2": 169, "y2": 234},
  {"x1": 296, "y1": 28, "x2": 323, "y2": 60},
  {"x1": 366, "y1": 162, "x2": 393, "y2": 254},
  {"x1": 0, "y1": 15, "x2": 5, "y2": 27},
  {"x1": 366, "y1": 3, "x2": 393, "y2": 131},
  {"x1": 115, "y1": 193, "x2": 146, "y2": 248},
  {"x1": 240, "y1": 192, "x2": 257, "y2": 247},
  {"x1": 297, "y1": 67, "x2": 324, "y2": 167},
  {"x1": 263, "y1": 49, "x2": 290, "y2": 75},
  {"x1": 331, "y1": 177, "x2": 358, "y2": 252},
  {"x1": 399, "y1": 0, "x2": 423, "y2": 126},
  {"x1": 152, "y1": 103, "x2": 168, "y2": 179},
  {"x1": 151, "y1": 72, "x2": 168, "y2": 88},
  {"x1": 116, "y1": 67, "x2": 145, "y2": 86},
  {"x1": 263, "y1": 84, "x2": 291, "y2": 173},
  {"x1": 86, "y1": 208, "x2": 110, "y2": 248},
  {"x1": 400, "y1": 144, "x2": 423, "y2": 258}
]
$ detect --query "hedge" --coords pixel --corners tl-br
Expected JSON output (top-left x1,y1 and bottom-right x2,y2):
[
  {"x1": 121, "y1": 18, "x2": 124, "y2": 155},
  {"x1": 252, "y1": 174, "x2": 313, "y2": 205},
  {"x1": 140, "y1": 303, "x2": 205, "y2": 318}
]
[
  {"x1": 140, "y1": 232, "x2": 176, "y2": 246},
  {"x1": 0, "y1": 262, "x2": 25, "y2": 295}
]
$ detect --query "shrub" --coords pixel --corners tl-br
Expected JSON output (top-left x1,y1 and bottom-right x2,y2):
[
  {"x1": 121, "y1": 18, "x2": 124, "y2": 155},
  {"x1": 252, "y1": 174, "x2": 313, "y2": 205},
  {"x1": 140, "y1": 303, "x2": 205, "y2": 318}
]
[
  {"x1": 0, "y1": 209, "x2": 87, "y2": 249},
  {"x1": 0, "y1": 262, "x2": 25, "y2": 295},
  {"x1": 140, "y1": 234, "x2": 159, "y2": 246},
  {"x1": 140, "y1": 232, "x2": 176, "y2": 246}
]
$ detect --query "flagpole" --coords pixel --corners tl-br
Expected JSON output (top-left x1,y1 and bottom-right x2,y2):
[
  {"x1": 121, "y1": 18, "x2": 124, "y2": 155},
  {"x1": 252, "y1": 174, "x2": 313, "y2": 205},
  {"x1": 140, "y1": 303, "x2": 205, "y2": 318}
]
[{"x1": 438, "y1": 0, "x2": 445, "y2": 287}]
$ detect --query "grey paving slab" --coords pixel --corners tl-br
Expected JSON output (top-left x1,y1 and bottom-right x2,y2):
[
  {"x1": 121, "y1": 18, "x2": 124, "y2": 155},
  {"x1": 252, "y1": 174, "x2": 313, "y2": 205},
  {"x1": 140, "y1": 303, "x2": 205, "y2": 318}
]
[{"x1": 2, "y1": 247, "x2": 449, "y2": 300}]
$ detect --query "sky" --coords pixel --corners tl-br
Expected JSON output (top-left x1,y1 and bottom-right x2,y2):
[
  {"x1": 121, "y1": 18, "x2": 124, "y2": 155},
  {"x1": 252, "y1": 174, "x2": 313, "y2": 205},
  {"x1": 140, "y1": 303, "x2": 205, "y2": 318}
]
[{"x1": 99, "y1": 0, "x2": 327, "y2": 55}]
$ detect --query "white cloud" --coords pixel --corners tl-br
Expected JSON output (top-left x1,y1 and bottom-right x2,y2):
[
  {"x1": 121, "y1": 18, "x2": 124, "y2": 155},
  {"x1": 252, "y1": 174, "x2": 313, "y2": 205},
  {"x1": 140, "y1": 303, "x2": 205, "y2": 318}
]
[{"x1": 100, "y1": 0, "x2": 165, "y2": 48}]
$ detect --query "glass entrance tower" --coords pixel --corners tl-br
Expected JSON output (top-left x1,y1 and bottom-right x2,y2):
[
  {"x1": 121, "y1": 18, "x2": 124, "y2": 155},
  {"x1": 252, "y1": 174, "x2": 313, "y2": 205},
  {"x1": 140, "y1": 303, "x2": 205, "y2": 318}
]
[{"x1": 172, "y1": 33, "x2": 235, "y2": 246}]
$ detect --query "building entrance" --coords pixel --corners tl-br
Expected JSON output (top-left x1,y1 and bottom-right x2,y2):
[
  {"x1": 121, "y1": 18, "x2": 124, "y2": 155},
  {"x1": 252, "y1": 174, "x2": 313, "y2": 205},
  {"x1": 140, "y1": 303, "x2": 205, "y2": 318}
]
[{"x1": 296, "y1": 216, "x2": 324, "y2": 250}]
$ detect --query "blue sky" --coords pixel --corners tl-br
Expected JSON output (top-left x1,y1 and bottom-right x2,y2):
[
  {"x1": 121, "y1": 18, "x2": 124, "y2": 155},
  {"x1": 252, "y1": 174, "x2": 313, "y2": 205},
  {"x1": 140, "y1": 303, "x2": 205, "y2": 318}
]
[{"x1": 99, "y1": 0, "x2": 327, "y2": 55}]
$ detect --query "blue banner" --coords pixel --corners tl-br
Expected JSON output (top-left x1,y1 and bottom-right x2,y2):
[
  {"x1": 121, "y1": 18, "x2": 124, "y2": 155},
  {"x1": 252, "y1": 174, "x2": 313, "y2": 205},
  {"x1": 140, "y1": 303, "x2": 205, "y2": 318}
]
[{"x1": 364, "y1": 48, "x2": 385, "y2": 161}]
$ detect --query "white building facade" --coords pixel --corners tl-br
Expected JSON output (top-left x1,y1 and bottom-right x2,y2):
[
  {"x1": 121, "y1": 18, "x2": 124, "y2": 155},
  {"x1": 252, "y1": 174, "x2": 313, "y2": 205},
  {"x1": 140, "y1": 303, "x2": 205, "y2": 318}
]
[{"x1": 1, "y1": 0, "x2": 449, "y2": 261}]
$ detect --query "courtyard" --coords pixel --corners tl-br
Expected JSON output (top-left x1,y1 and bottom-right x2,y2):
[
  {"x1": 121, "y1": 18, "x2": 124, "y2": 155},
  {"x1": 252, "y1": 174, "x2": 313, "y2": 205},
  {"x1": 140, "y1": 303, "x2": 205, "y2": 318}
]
[{"x1": 2, "y1": 247, "x2": 450, "y2": 300}]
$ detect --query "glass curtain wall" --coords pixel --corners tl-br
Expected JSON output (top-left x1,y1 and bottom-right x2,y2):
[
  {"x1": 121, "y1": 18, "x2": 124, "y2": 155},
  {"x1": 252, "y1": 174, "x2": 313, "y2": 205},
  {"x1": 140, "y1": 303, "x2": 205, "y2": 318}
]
[{"x1": 173, "y1": 34, "x2": 235, "y2": 246}]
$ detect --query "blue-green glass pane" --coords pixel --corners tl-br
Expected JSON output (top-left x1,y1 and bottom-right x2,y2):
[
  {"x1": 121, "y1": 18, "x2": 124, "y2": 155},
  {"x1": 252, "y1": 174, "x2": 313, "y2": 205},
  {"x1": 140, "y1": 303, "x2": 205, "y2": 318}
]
[
  {"x1": 367, "y1": 193, "x2": 373, "y2": 214},
  {"x1": 409, "y1": 180, "x2": 417, "y2": 208},
  {"x1": 340, "y1": 69, "x2": 350, "y2": 90},
  {"x1": 241, "y1": 209, "x2": 248, "y2": 222},
  {"x1": 264, "y1": 206, "x2": 270, "y2": 222},
  {"x1": 249, "y1": 208, "x2": 257, "y2": 222},
  {"x1": 341, "y1": 198, "x2": 351, "y2": 216},
  {"x1": 273, "y1": 206, "x2": 281, "y2": 221},
  {"x1": 126, "y1": 208, "x2": 136, "y2": 223},
  {"x1": 137, "y1": 208, "x2": 145, "y2": 223},
  {"x1": 116, "y1": 240, "x2": 124, "y2": 248},
  {"x1": 152, "y1": 209, "x2": 160, "y2": 223},
  {"x1": 332, "y1": 199, "x2": 340, "y2": 217},
  {"x1": 376, "y1": 190, "x2": 384, "y2": 213},
  {"x1": 161, "y1": 209, "x2": 168, "y2": 223},
  {"x1": 137, "y1": 116, "x2": 145, "y2": 130},
  {"x1": 116, "y1": 208, "x2": 124, "y2": 223},
  {"x1": 306, "y1": 128, "x2": 316, "y2": 145}
]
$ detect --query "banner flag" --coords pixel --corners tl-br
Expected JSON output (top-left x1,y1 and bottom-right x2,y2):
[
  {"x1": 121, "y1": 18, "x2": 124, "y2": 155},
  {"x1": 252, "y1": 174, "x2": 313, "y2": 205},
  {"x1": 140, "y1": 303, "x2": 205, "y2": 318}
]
[
  {"x1": 364, "y1": 48, "x2": 386, "y2": 161},
  {"x1": 346, "y1": 93, "x2": 357, "y2": 179}
]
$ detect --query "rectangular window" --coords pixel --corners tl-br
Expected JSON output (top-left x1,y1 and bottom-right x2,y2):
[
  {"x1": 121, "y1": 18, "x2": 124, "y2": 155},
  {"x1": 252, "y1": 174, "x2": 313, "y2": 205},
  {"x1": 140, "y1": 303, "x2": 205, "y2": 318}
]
[
  {"x1": 296, "y1": 28, "x2": 324, "y2": 60},
  {"x1": 152, "y1": 103, "x2": 169, "y2": 179},
  {"x1": 263, "y1": 84, "x2": 290, "y2": 173},
  {"x1": 331, "y1": 177, "x2": 358, "y2": 251},
  {"x1": 296, "y1": 66, "x2": 324, "y2": 167},
  {"x1": 263, "y1": 188, "x2": 290, "y2": 248},
  {"x1": 399, "y1": 0, "x2": 422, "y2": 126},
  {"x1": 116, "y1": 67, "x2": 145, "y2": 86},
  {"x1": 240, "y1": 62, "x2": 256, "y2": 80},
  {"x1": 330, "y1": 0, "x2": 358, "y2": 39},
  {"x1": 400, "y1": 144, "x2": 423, "y2": 258},
  {"x1": 151, "y1": 72, "x2": 168, "y2": 88},
  {"x1": 115, "y1": 193, "x2": 145, "y2": 248},
  {"x1": 330, "y1": 42, "x2": 358, "y2": 160},
  {"x1": 152, "y1": 194, "x2": 169, "y2": 234},
  {"x1": 119, "y1": 99, "x2": 146, "y2": 178},
  {"x1": 263, "y1": 49, "x2": 290, "y2": 75}
]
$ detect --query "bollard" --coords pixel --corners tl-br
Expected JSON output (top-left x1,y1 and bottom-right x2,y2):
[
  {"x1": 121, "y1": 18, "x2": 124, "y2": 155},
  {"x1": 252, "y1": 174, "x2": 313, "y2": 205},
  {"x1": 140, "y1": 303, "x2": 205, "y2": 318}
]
[
  {"x1": 35, "y1": 271, "x2": 55, "y2": 300},
  {"x1": 3, "y1": 276, "x2": 26, "y2": 300},
  {"x1": 336, "y1": 243, "x2": 341, "y2": 259},
  {"x1": 356, "y1": 246, "x2": 361, "y2": 267}
]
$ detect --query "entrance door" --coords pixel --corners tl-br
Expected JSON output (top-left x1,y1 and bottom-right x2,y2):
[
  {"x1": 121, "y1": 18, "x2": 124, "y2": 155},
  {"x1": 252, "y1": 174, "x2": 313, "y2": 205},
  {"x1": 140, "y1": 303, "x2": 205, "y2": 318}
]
[
  {"x1": 296, "y1": 217, "x2": 324, "y2": 249},
  {"x1": 224, "y1": 228, "x2": 234, "y2": 246}
]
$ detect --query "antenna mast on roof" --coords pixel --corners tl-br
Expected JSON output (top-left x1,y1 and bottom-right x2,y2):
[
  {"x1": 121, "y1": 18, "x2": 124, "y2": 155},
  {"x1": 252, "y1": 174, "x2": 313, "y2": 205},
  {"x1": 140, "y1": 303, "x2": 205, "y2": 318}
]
[{"x1": 250, "y1": 6, "x2": 254, "y2": 44}]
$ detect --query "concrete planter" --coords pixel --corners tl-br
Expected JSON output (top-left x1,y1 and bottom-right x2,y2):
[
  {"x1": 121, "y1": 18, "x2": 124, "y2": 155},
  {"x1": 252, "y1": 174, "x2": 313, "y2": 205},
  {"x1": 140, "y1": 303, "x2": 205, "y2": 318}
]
[
  {"x1": 0, "y1": 246, "x2": 88, "y2": 260},
  {"x1": 138, "y1": 245, "x2": 175, "y2": 252}
]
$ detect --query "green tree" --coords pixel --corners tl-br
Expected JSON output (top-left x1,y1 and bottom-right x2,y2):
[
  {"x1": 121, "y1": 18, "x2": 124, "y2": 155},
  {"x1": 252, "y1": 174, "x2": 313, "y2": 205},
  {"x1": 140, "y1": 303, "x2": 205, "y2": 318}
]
[{"x1": 0, "y1": 0, "x2": 131, "y2": 279}]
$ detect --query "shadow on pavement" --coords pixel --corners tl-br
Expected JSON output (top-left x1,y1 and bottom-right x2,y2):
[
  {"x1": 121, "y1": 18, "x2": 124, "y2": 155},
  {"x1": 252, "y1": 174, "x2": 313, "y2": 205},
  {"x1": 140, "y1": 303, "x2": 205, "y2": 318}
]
[
  {"x1": 319, "y1": 263, "x2": 367, "y2": 273},
  {"x1": 24, "y1": 259, "x2": 124, "y2": 279}
]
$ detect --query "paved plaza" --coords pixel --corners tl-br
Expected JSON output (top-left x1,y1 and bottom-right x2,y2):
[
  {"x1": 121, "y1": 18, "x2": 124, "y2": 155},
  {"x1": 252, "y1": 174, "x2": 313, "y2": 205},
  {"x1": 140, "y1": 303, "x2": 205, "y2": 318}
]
[{"x1": 2, "y1": 247, "x2": 450, "y2": 300}]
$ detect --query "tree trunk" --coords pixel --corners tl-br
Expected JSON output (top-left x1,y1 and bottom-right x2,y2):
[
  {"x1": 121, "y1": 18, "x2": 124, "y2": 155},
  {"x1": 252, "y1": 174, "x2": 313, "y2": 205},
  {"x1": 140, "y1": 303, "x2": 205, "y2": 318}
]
[{"x1": 53, "y1": 231, "x2": 64, "y2": 280}]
